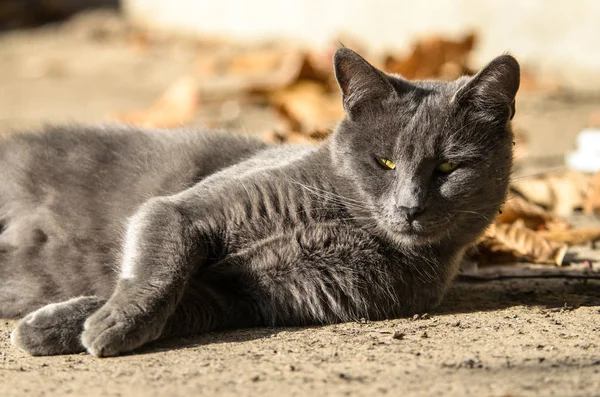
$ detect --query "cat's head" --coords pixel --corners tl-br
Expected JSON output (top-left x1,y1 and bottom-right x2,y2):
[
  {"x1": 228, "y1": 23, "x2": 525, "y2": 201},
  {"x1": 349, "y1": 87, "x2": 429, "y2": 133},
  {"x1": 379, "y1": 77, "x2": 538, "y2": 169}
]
[{"x1": 330, "y1": 48, "x2": 519, "y2": 247}]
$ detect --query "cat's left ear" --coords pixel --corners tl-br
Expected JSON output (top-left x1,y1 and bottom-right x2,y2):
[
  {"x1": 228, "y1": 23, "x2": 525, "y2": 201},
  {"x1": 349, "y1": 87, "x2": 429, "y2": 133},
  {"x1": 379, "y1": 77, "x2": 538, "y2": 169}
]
[
  {"x1": 453, "y1": 55, "x2": 520, "y2": 120},
  {"x1": 334, "y1": 48, "x2": 397, "y2": 118}
]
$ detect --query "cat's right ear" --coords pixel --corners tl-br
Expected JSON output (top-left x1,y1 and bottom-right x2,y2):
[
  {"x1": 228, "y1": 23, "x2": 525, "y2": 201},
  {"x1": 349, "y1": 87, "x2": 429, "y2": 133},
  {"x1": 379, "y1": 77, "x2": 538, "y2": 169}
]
[{"x1": 334, "y1": 48, "x2": 396, "y2": 119}]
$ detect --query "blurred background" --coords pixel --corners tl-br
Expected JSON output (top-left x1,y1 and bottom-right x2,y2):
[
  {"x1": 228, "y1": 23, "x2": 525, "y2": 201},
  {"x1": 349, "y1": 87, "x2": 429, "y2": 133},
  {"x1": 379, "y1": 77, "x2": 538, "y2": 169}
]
[
  {"x1": 1, "y1": 0, "x2": 600, "y2": 265},
  {"x1": 1, "y1": 1, "x2": 600, "y2": 156}
]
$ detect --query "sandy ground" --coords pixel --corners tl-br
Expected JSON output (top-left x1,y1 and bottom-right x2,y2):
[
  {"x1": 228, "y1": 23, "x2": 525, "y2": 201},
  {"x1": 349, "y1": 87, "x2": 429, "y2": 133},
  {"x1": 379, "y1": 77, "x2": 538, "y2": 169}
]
[
  {"x1": 2, "y1": 280, "x2": 600, "y2": 397},
  {"x1": 1, "y1": 11, "x2": 600, "y2": 397}
]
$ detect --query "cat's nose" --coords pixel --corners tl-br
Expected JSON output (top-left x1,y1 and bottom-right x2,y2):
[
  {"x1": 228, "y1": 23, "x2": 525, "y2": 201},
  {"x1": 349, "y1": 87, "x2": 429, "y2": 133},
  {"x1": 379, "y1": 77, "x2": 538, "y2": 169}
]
[{"x1": 397, "y1": 205, "x2": 425, "y2": 223}]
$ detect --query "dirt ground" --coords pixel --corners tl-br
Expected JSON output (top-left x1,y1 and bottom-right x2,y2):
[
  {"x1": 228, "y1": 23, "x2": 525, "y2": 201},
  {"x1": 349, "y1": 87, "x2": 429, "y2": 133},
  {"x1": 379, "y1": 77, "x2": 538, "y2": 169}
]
[{"x1": 1, "y1": 11, "x2": 600, "y2": 397}]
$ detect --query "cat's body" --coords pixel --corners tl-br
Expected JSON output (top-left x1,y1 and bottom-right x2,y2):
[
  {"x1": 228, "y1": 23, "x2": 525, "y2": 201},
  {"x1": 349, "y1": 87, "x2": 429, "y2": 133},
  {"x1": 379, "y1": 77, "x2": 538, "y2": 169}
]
[
  {"x1": 3, "y1": 49, "x2": 519, "y2": 357},
  {"x1": 0, "y1": 126, "x2": 268, "y2": 315}
]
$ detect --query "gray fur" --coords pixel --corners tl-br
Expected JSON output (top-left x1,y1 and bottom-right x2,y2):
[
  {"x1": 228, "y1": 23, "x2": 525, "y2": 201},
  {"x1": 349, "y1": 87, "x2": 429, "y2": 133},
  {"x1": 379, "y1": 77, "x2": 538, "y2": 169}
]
[{"x1": 2, "y1": 48, "x2": 519, "y2": 357}]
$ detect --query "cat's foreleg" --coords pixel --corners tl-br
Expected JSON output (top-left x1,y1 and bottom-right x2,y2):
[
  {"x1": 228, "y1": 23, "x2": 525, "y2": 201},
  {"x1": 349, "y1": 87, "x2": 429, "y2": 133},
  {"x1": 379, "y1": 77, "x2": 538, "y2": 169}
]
[
  {"x1": 81, "y1": 198, "x2": 204, "y2": 357},
  {"x1": 11, "y1": 296, "x2": 106, "y2": 355}
]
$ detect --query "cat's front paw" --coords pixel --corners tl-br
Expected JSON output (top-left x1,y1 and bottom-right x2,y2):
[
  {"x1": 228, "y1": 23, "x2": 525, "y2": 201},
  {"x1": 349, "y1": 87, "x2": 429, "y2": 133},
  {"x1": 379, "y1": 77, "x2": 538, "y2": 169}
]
[
  {"x1": 11, "y1": 296, "x2": 106, "y2": 356},
  {"x1": 81, "y1": 301, "x2": 164, "y2": 357}
]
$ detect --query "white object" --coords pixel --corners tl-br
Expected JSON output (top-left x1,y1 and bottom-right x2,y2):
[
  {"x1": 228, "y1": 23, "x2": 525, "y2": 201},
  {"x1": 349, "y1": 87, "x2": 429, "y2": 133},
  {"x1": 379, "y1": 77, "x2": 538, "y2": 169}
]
[{"x1": 565, "y1": 128, "x2": 600, "y2": 173}]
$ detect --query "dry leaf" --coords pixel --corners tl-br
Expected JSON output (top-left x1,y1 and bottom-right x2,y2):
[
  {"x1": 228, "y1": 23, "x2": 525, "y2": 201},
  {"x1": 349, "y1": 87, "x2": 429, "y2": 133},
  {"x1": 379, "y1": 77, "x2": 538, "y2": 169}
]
[
  {"x1": 498, "y1": 190, "x2": 571, "y2": 231},
  {"x1": 126, "y1": 30, "x2": 151, "y2": 53},
  {"x1": 196, "y1": 47, "x2": 290, "y2": 79},
  {"x1": 482, "y1": 221, "x2": 568, "y2": 266},
  {"x1": 111, "y1": 76, "x2": 198, "y2": 128},
  {"x1": 194, "y1": 47, "x2": 330, "y2": 97},
  {"x1": 511, "y1": 171, "x2": 592, "y2": 216},
  {"x1": 583, "y1": 173, "x2": 600, "y2": 214},
  {"x1": 269, "y1": 81, "x2": 343, "y2": 135},
  {"x1": 539, "y1": 227, "x2": 600, "y2": 246},
  {"x1": 384, "y1": 33, "x2": 476, "y2": 80}
]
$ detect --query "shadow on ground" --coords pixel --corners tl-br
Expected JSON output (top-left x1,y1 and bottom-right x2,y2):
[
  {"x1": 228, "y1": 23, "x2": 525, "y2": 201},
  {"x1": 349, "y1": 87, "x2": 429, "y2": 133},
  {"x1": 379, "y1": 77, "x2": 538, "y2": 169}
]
[
  {"x1": 438, "y1": 277, "x2": 600, "y2": 314},
  {"x1": 134, "y1": 277, "x2": 600, "y2": 356}
]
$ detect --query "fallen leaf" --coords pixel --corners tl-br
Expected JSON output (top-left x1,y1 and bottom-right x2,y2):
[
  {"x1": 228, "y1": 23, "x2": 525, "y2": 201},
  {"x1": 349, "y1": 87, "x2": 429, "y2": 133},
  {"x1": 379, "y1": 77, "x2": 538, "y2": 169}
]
[
  {"x1": 481, "y1": 221, "x2": 568, "y2": 266},
  {"x1": 583, "y1": 173, "x2": 600, "y2": 214},
  {"x1": 517, "y1": 67, "x2": 562, "y2": 93},
  {"x1": 511, "y1": 171, "x2": 592, "y2": 216},
  {"x1": 269, "y1": 81, "x2": 343, "y2": 135},
  {"x1": 539, "y1": 227, "x2": 600, "y2": 246},
  {"x1": 194, "y1": 47, "x2": 330, "y2": 98},
  {"x1": 384, "y1": 32, "x2": 476, "y2": 80},
  {"x1": 111, "y1": 76, "x2": 199, "y2": 128},
  {"x1": 498, "y1": 190, "x2": 571, "y2": 231}
]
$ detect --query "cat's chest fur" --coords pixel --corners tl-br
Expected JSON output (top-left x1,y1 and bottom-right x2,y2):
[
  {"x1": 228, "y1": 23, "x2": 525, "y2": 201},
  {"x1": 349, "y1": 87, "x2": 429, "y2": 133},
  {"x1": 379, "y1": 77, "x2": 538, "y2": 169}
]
[{"x1": 187, "y1": 144, "x2": 361, "y2": 256}]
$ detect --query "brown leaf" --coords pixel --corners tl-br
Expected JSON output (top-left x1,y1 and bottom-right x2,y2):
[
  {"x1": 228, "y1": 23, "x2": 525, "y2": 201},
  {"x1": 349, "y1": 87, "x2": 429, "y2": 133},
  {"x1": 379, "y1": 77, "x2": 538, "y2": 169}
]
[
  {"x1": 583, "y1": 173, "x2": 600, "y2": 214},
  {"x1": 511, "y1": 171, "x2": 592, "y2": 216},
  {"x1": 270, "y1": 81, "x2": 343, "y2": 135},
  {"x1": 518, "y1": 69, "x2": 561, "y2": 93},
  {"x1": 195, "y1": 47, "x2": 331, "y2": 97},
  {"x1": 384, "y1": 32, "x2": 476, "y2": 80},
  {"x1": 498, "y1": 189, "x2": 571, "y2": 231},
  {"x1": 539, "y1": 227, "x2": 600, "y2": 246},
  {"x1": 482, "y1": 221, "x2": 568, "y2": 266},
  {"x1": 110, "y1": 76, "x2": 198, "y2": 128}
]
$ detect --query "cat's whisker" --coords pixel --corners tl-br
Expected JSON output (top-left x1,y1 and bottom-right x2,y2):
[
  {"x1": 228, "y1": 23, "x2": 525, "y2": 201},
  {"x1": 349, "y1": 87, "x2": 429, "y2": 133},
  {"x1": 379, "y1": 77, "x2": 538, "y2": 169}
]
[
  {"x1": 510, "y1": 166, "x2": 566, "y2": 181},
  {"x1": 455, "y1": 210, "x2": 493, "y2": 221},
  {"x1": 309, "y1": 193, "x2": 374, "y2": 211},
  {"x1": 288, "y1": 178, "x2": 374, "y2": 209}
]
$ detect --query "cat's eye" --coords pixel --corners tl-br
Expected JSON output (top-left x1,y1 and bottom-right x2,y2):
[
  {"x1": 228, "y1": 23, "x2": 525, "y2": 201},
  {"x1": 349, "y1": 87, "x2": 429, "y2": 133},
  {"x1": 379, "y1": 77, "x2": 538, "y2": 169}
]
[
  {"x1": 377, "y1": 157, "x2": 396, "y2": 170},
  {"x1": 437, "y1": 161, "x2": 459, "y2": 173}
]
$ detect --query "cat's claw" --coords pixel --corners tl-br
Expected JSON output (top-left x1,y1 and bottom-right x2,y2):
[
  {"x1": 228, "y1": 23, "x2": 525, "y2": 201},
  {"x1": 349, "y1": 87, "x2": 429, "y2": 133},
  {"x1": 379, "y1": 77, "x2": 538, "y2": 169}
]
[
  {"x1": 81, "y1": 302, "x2": 164, "y2": 357},
  {"x1": 11, "y1": 296, "x2": 105, "y2": 356}
]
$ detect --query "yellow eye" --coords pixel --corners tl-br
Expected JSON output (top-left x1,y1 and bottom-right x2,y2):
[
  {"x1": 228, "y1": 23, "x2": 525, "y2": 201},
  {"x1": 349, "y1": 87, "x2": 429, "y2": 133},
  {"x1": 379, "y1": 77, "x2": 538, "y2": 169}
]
[
  {"x1": 378, "y1": 158, "x2": 396, "y2": 170},
  {"x1": 437, "y1": 161, "x2": 459, "y2": 173}
]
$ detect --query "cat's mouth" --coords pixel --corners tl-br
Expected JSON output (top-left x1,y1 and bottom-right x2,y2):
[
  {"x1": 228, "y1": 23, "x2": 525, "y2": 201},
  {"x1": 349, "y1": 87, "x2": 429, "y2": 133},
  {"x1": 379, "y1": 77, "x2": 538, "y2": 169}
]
[
  {"x1": 396, "y1": 229, "x2": 444, "y2": 246},
  {"x1": 379, "y1": 218, "x2": 448, "y2": 245},
  {"x1": 397, "y1": 227, "x2": 432, "y2": 240}
]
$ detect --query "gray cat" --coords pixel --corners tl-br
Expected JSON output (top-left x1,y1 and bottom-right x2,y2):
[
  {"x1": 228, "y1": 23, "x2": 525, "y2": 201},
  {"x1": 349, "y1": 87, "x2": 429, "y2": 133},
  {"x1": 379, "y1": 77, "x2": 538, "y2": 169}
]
[{"x1": 3, "y1": 48, "x2": 519, "y2": 357}]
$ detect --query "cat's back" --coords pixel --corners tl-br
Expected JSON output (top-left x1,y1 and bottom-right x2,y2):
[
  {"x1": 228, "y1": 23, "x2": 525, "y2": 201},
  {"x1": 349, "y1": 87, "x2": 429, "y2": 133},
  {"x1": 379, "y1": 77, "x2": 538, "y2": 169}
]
[
  {"x1": 1, "y1": 125, "x2": 268, "y2": 191},
  {"x1": 0, "y1": 124, "x2": 271, "y2": 236}
]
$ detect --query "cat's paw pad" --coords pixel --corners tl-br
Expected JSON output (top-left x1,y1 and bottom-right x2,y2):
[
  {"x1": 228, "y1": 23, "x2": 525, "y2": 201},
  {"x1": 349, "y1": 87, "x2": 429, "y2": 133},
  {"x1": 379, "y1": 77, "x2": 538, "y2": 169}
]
[
  {"x1": 81, "y1": 303, "x2": 162, "y2": 357},
  {"x1": 11, "y1": 296, "x2": 105, "y2": 356}
]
